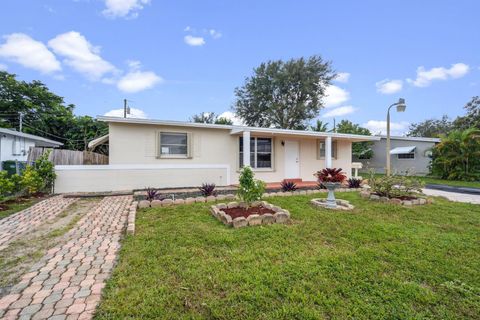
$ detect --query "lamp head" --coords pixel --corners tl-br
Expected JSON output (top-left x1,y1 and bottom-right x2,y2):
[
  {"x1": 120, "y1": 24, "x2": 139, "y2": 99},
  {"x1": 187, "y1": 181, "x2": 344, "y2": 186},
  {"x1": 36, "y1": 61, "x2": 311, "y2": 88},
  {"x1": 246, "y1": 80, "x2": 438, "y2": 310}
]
[{"x1": 396, "y1": 98, "x2": 406, "y2": 112}]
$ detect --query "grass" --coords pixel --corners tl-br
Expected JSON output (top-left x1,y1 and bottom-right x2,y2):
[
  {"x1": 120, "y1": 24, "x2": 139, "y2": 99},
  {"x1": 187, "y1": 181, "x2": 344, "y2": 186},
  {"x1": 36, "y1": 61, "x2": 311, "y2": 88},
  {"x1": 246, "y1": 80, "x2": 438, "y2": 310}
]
[
  {"x1": 0, "y1": 197, "x2": 46, "y2": 220},
  {"x1": 96, "y1": 193, "x2": 480, "y2": 319}
]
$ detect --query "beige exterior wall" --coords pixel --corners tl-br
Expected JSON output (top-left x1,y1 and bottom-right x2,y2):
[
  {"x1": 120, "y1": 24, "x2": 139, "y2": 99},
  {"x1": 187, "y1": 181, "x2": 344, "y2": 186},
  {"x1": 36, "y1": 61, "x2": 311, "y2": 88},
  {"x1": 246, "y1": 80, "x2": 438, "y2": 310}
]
[{"x1": 54, "y1": 122, "x2": 354, "y2": 193}]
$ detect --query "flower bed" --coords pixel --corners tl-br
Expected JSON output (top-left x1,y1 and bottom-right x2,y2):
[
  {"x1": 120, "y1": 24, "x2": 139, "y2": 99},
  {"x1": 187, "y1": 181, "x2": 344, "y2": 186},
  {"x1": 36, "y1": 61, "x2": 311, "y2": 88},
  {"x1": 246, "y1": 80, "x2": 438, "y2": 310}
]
[
  {"x1": 210, "y1": 201, "x2": 290, "y2": 228},
  {"x1": 360, "y1": 189, "x2": 433, "y2": 206}
]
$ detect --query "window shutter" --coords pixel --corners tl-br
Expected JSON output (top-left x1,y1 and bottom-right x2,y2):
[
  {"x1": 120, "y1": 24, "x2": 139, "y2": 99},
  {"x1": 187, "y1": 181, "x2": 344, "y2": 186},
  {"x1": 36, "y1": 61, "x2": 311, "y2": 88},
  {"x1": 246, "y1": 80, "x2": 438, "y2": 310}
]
[
  {"x1": 316, "y1": 140, "x2": 321, "y2": 160},
  {"x1": 187, "y1": 132, "x2": 193, "y2": 158}
]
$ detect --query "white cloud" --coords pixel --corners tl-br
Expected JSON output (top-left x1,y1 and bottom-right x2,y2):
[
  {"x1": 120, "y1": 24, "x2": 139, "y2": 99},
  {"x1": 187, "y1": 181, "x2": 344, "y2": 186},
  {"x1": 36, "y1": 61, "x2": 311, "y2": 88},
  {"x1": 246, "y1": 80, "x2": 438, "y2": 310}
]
[
  {"x1": 209, "y1": 29, "x2": 222, "y2": 39},
  {"x1": 0, "y1": 33, "x2": 61, "y2": 74},
  {"x1": 48, "y1": 31, "x2": 117, "y2": 80},
  {"x1": 322, "y1": 105, "x2": 357, "y2": 118},
  {"x1": 102, "y1": 0, "x2": 150, "y2": 19},
  {"x1": 407, "y1": 63, "x2": 470, "y2": 87},
  {"x1": 0, "y1": 63, "x2": 7, "y2": 71},
  {"x1": 323, "y1": 85, "x2": 350, "y2": 108},
  {"x1": 104, "y1": 107, "x2": 147, "y2": 118},
  {"x1": 184, "y1": 26, "x2": 192, "y2": 32},
  {"x1": 117, "y1": 70, "x2": 162, "y2": 93},
  {"x1": 363, "y1": 120, "x2": 409, "y2": 135},
  {"x1": 376, "y1": 79, "x2": 403, "y2": 94},
  {"x1": 184, "y1": 35, "x2": 205, "y2": 46},
  {"x1": 218, "y1": 111, "x2": 243, "y2": 125},
  {"x1": 334, "y1": 72, "x2": 350, "y2": 83},
  {"x1": 126, "y1": 59, "x2": 141, "y2": 70}
]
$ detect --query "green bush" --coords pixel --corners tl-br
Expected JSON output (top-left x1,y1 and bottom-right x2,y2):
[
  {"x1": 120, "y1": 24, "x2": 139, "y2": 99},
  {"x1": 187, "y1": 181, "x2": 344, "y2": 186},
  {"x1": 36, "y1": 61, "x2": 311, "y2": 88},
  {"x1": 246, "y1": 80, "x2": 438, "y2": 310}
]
[
  {"x1": 0, "y1": 171, "x2": 15, "y2": 200},
  {"x1": 34, "y1": 151, "x2": 56, "y2": 190},
  {"x1": 369, "y1": 172, "x2": 424, "y2": 199},
  {"x1": 21, "y1": 166, "x2": 44, "y2": 196},
  {"x1": 237, "y1": 166, "x2": 266, "y2": 207}
]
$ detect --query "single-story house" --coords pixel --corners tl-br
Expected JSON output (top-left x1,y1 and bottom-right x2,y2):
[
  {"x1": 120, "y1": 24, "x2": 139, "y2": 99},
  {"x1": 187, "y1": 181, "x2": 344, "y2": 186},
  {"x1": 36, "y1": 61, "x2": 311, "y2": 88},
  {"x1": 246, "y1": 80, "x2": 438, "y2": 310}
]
[
  {"x1": 0, "y1": 128, "x2": 63, "y2": 168},
  {"x1": 355, "y1": 135, "x2": 441, "y2": 175},
  {"x1": 54, "y1": 117, "x2": 380, "y2": 193}
]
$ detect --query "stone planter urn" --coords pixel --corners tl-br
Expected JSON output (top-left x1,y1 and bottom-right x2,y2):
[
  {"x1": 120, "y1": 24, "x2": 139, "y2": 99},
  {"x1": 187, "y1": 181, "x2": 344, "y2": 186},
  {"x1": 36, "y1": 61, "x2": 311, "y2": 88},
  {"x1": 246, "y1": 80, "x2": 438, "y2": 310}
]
[{"x1": 323, "y1": 182, "x2": 342, "y2": 208}]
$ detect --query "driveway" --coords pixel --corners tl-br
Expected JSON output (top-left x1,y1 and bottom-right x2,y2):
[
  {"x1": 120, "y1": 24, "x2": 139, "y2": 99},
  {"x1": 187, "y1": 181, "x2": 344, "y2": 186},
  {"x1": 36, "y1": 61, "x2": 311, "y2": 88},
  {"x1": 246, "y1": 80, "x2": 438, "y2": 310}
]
[
  {"x1": 0, "y1": 195, "x2": 132, "y2": 320},
  {"x1": 422, "y1": 188, "x2": 480, "y2": 204}
]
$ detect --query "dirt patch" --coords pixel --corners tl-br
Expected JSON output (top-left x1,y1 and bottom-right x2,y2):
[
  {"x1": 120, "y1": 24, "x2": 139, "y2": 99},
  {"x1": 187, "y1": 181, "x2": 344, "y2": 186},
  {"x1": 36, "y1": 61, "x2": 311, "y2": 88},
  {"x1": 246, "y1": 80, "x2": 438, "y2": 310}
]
[
  {"x1": 223, "y1": 205, "x2": 275, "y2": 219},
  {"x1": 0, "y1": 198, "x2": 101, "y2": 297}
]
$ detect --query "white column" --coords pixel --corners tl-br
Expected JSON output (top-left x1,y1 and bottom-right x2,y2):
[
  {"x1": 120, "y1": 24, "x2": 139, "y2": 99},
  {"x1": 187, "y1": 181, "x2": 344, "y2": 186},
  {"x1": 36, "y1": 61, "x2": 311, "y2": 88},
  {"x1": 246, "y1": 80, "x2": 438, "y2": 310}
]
[
  {"x1": 243, "y1": 131, "x2": 251, "y2": 167},
  {"x1": 325, "y1": 136, "x2": 332, "y2": 168}
]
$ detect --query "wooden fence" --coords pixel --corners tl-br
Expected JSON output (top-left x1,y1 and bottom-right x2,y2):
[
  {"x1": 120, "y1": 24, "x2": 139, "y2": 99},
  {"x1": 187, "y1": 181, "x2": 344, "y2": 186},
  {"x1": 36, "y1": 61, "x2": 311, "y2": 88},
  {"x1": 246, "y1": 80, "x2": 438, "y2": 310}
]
[{"x1": 27, "y1": 147, "x2": 109, "y2": 165}]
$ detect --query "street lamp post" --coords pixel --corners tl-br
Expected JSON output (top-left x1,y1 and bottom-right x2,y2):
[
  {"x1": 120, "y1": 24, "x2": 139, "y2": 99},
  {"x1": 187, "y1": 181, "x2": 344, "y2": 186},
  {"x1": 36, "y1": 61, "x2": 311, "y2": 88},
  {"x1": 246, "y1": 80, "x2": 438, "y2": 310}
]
[{"x1": 386, "y1": 98, "x2": 407, "y2": 176}]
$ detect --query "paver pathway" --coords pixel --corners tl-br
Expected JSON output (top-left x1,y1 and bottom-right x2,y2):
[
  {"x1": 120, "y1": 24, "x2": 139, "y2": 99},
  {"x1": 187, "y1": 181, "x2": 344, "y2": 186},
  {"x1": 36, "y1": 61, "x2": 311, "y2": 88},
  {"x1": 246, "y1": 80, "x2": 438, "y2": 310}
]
[
  {"x1": 0, "y1": 195, "x2": 132, "y2": 320},
  {"x1": 0, "y1": 196, "x2": 77, "y2": 250}
]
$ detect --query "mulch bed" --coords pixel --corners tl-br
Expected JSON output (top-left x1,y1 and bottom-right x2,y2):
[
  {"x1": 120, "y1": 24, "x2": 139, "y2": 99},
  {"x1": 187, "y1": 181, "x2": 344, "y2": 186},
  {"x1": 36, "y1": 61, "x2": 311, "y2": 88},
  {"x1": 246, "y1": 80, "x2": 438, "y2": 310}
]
[{"x1": 223, "y1": 205, "x2": 275, "y2": 219}]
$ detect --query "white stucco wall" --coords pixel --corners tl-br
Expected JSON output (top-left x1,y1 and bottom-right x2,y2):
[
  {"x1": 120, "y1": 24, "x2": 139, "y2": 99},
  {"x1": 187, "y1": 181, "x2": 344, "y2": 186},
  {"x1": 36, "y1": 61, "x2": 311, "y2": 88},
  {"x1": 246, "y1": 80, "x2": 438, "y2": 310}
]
[
  {"x1": 54, "y1": 122, "x2": 354, "y2": 193},
  {"x1": 0, "y1": 135, "x2": 36, "y2": 163}
]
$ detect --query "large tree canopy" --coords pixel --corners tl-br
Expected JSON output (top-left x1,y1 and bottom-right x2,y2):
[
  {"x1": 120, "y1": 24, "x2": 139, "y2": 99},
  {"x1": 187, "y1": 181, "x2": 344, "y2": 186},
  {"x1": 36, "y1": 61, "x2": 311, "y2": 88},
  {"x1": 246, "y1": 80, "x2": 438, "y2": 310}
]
[
  {"x1": 0, "y1": 71, "x2": 107, "y2": 152},
  {"x1": 335, "y1": 120, "x2": 373, "y2": 159},
  {"x1": 190, "y1": 112, "x2": 233, "y2": 125},
  {"x1": 408, "y1": 96, "x2": 480, "y2": 137},
  {"x1": 233, "y1": 55, "x2": 335, "y2": 130}
]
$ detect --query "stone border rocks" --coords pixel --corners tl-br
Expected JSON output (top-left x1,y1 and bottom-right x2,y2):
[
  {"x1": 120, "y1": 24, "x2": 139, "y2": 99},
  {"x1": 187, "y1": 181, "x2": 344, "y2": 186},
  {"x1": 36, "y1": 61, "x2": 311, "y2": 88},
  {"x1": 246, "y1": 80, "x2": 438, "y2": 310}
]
[
  {"x1": 311, "y1": 198, "x2": 354, "y2": 210},
  {"x1": 136, "y1": 189, "x2": 363, "y2": 209},
  {"x1": 360, "y1": 189, "x2": 433, "y2": 206},
  {"x1": 210, "y1": 201, "x2": 291, "y2": 228}
]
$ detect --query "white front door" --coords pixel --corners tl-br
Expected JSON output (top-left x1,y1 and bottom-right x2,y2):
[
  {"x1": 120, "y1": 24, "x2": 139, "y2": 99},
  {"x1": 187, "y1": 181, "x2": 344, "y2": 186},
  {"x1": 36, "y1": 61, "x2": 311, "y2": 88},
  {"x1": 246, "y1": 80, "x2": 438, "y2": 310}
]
[{"x1": 284, "y1": 140, "x2": 300, "y2": 178}]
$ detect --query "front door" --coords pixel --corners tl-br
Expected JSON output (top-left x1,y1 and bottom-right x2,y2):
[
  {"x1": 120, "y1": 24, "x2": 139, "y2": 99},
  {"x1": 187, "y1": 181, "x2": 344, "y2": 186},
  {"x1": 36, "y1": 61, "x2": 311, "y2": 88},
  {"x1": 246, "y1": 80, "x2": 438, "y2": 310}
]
[{"x1": 284, "y1": 140, "x2": 300, "y2": 178}]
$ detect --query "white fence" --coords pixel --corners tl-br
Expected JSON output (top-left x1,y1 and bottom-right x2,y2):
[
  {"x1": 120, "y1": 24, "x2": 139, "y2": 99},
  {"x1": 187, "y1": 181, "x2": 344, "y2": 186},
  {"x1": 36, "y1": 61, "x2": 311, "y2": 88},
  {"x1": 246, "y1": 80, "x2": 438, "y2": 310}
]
[{"x1": 54, "y1": 164, "x2": 231, "y2": 193}]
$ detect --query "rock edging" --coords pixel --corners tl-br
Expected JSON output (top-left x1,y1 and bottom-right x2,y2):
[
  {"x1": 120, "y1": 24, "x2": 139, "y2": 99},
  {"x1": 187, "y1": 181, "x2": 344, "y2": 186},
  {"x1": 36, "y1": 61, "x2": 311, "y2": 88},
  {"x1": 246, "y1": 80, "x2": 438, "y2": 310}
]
[
  {"x1": 210, "y1": 201, "x2": 291, "y2": 228},
  {"x1": 360, "y1": 189, "x2": 433, "y2": 206}
]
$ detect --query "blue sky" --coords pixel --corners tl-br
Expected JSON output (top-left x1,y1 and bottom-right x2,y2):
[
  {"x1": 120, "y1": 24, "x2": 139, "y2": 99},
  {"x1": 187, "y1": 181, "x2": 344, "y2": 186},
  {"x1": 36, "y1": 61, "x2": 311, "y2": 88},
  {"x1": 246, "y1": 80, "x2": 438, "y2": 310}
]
[{"x1": 0, "y1": 0, "x2": 478, "y2": 134}]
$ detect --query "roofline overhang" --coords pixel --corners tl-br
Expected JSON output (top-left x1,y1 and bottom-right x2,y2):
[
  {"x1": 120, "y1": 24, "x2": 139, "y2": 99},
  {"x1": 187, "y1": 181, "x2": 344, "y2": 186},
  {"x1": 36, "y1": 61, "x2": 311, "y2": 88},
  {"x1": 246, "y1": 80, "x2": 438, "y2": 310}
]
[{"x1": 97, "y1": 116, "x2": 381, "y2": 142}]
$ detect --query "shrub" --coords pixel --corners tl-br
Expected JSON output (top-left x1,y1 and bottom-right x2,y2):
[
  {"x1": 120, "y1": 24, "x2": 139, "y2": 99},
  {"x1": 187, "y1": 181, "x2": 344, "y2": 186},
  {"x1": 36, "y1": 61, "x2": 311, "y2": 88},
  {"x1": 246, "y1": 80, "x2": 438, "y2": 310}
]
[
  {"x1": 34, "y1": 150, "x2": 56, "y2": 191},
  {"x1": 347, "y1": 178, "x2": 362, "y2": 188},
  {"x1": 145, "y1": 187, "x2": 165, "y2": 201},
  {"x1": 314, "y1": 168, "x2": 347, "y2": 184},
  {"x1": 21, "y1": 166, "x2": 43, "y2": 196},
  {"x1": 0, "y1": 171, "x2": 15, "y2": 200},
  {"x1": 368, "y1": 172, "x2": 424, "y2": 199},
  {"x1": 199, "y1": 183, "x2": 217, "y2": 197},
  {"x1": 237, "y1": 166, "x2": 265, "y2": 207},
  {"x1": 9, "y1": 174, "x2": 23, "y2": 194},
  {"x1": 280, "y1": 180, "x2": 297, "y2": 192}
]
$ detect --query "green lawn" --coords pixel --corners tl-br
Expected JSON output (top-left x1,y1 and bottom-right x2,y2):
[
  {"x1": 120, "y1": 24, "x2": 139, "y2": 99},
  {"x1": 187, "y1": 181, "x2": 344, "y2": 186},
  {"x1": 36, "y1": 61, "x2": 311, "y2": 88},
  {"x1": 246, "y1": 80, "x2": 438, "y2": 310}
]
[{"x1": 96, "y1": 193, "x2": 480, "y2": 319}]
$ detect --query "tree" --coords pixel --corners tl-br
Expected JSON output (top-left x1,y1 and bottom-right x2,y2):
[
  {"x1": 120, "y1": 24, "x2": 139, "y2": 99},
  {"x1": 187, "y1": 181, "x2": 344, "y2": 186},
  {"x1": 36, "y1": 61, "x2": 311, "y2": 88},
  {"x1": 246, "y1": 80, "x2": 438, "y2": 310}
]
[
  {"x1": 310, "y1": 120, "x2": 329, "y2": 132},
  {"x1": 453, "y1": 96, "x2": 480, "y2": 130},
  {"x1": 190, "y1": 112, "x2": 233, "y2": 125},
  {"x1": 430, "y1": 128, "x2": 480, "y2": 181},
  {"x1": 407, "y1": 115, "x2": 453, "y2": 137},
  {"x1": 335, "y1": 120, "x2": 373, "y2": 159},
  {"x1": 233, "y1": 55, "x2": 335, "y2": 129},
  {"x1": 0, "y1": 71, "x2": 108, "y2": 152}
]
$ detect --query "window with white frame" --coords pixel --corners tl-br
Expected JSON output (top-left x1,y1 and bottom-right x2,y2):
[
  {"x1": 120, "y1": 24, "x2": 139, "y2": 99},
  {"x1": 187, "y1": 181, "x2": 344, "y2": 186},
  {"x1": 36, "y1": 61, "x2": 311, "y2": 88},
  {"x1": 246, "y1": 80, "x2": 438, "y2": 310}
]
[
  {"x1": 318, "y1": 140, "x2": 337, "y2": 159},
  {"x1": 397, "y1": 152, "x2": 415, "y2": 159},
  {"x1": 239, "y1": 137, "x2": 272, "y2": 169},
  {"x1": 159, "y1": 132, "x2": 190, "y2": 157}
]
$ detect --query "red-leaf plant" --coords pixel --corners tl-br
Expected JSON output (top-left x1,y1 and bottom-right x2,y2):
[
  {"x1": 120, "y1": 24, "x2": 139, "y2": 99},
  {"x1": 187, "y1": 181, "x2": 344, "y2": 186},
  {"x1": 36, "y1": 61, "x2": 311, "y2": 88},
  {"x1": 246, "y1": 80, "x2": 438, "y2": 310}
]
[{"x1": 314, "y1": 168, "x2": 347, "y2": 184}]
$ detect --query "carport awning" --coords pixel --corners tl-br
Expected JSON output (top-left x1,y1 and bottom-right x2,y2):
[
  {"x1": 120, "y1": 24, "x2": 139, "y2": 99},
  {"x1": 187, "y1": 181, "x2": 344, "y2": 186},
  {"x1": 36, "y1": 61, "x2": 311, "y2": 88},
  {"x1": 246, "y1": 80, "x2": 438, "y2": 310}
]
[{"x1": 390, "y1": 146, "x2": 416, "y2": 155}]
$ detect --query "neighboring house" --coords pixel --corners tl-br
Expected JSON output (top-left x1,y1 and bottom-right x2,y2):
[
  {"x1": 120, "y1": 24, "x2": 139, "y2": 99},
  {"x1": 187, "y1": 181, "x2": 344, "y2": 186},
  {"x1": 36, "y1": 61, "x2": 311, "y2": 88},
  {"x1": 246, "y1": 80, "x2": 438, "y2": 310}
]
[
  {"x1": 55, "y1": 117, "x2": 379, "y2": 193},
  {"x1": 355, "y1": 135, "x2": 440, "y2": 175},
  {"x1": 0, "y1": 128, "x2": 63, "y2": 168}
]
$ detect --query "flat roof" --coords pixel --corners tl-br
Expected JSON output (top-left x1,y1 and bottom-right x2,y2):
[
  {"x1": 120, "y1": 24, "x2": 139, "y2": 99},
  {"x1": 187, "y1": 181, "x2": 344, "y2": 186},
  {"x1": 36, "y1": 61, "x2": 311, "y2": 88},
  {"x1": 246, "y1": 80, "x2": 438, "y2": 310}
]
[
  {"x1": 376, "y1": 135, "x2": 441, "y2": 143},
  {"x1": 0, "y1": 128, "x2": 63, "y2": 146},
  {"x1": 97, "y1": 116, "x2": 381, "y2": 142}
]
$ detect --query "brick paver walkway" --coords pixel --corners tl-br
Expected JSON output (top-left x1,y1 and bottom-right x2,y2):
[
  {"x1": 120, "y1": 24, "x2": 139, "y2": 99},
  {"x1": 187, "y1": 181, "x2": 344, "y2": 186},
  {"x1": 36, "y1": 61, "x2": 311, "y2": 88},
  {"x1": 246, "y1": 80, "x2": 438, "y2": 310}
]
[
  {"x1": 0, "y1": 196, "x2": 77, "y2": 250},
  {"x1": 0, "y1": 195, "x2": 132, "y2": 320}
]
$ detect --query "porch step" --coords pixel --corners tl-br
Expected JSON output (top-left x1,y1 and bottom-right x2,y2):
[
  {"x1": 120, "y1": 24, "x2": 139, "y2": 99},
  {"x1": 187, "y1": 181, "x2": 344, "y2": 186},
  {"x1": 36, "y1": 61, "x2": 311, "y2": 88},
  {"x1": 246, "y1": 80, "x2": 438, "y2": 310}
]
[{"x1": 283, "y1": 178, "x2": 303, "y2": 183}]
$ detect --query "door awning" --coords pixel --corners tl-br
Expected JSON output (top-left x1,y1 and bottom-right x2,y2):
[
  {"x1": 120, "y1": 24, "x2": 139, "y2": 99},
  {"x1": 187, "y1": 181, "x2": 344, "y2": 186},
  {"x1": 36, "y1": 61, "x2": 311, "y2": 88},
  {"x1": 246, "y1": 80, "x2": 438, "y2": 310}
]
[{"x1": 390, "y1": 146, "x2": 416, "y2": 155}]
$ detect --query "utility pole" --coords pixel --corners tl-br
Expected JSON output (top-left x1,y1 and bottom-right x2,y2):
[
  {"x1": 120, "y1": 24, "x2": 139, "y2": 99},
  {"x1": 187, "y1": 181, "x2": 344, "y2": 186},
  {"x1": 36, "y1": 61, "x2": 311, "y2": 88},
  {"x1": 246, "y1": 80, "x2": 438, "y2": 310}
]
[
  {"x1": 124, "y1": 99, "x2": 127, "y2": 118},
  {"x1": 19, "y1": 112, "x2": 23, "y2": 132}
]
